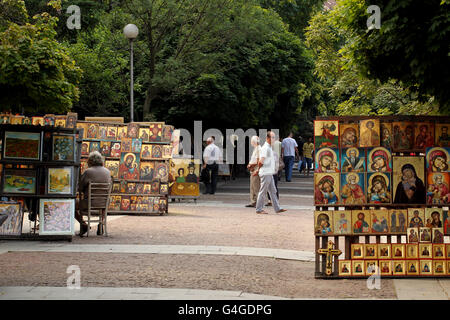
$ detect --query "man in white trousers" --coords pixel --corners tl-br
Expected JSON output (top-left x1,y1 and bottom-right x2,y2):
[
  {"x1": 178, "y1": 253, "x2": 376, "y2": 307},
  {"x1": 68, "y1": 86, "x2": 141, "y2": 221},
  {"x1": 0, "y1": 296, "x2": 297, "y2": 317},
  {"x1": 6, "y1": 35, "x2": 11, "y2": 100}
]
[{"x1": 255, "y1": 131, "x2": 287, "y2": 215}]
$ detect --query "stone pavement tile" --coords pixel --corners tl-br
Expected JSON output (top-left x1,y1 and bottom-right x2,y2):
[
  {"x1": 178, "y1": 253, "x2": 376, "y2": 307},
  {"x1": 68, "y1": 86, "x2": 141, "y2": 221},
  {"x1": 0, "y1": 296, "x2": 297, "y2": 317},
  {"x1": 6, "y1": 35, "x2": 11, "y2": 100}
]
[
  {"x1": 185, "y1": 289, "x2": 242, "y2": 297},
  {"x1": 437, "y1": 279, "x2": 450, "y2": 298},
  {"x1": 393, "y1": 279, "x2": 448, "y2": 300}
]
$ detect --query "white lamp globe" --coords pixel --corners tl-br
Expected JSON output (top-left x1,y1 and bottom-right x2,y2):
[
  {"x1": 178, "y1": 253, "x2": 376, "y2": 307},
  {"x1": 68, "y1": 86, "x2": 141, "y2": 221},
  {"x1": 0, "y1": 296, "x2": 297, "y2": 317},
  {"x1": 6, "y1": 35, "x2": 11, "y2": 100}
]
[{"x1": 123, "y1": 24, "x2": 139, "y2": 39}]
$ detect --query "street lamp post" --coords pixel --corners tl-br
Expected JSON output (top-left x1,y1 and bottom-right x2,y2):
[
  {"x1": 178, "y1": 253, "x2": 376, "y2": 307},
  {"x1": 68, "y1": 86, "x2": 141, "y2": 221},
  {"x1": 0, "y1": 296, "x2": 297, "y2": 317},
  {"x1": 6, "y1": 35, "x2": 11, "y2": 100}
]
[{"x1": 123, "y1": 24, "x2": 139, "y2": 122}]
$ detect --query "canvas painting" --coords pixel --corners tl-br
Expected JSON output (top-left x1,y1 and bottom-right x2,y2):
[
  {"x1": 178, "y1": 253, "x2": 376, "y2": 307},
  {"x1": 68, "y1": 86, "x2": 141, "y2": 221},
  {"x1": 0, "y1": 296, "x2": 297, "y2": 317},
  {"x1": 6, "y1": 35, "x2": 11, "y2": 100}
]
[
  {"x1": 140, "y1": 162, "x2": 154, "y2": 181},
  {"x1": 433, "y1": 261, "x2": 446, "y2": 276},
  {"x1": 139, "y1": 128, "x2": 150, "y2": 142},
  {"x1": 446, "y1": 244, "x2": 450, "y2": 259},
  {"x1": 420, "y1": 260, "x2": 433, "y2": 275},
  {"x1": 32, "y1": 117, "x2": 44, "y2": 126},
  {"x1": 419, "y1": 227, "x2": 432, "y2": 243},
  {"x1": 359, "y1": 119, "x2": 380, "y2": 147},
  {"x1": 107, "y1": 126, "x2": 117, "y2": 140},
  {"x1": 43, "y1": 114, "x2": 55, "y2": 126},
  {"x1": 371, "y1": 209, "x2": 389, "y2": 233},
  {"x1": 352, "y1": 210, "x2": 371, "y2": 234},
  {"x1": 120, "y1": 196, "x2": 131, "y2": 211},
  {"x1": 427, "y1": 173, "x2": 450, "y2": 204},
  {"x1": 314, "y1": 211, "x2": 333, "y2": 235},
  {"x1": 86, "y1": 123, "x2": 99, "y2": 139},
  {"x1": 315, "y1": 148, "x2": 340, "y2": 173},
  {"x1": 80, "y1": 159, "x2": 88, "y2": 175},
  {"x1": 155, "y1": 162, "x2": 169, "y2": 182},
  {"x1": 162, "y1": 125, "x2": 174, "y2": 143},
  {"x1": 169, "y1": 158, "x2": 201, "y2": 196},
  {"x1": 0, "y1": 114, "x2": 10, "y2": 124},
  {"x1": 408, "y1": 208, "x2": 425, "y2": 228},
  {"x1": 333, "y1": 210, "x2": 351, "y2": 235},
  {"x1": 352, "y1": 260, "x2": 365, "y2": 276},
  {"x1": 340, "y1": 172, "x2": 365, "y2": 205},
  {"x1": 89, "y1": 141, "x2": 100, "y2": 153},
  {"x1": 110, "y1": 142, "x2": 121, "y2": 158},
  {"x1": 160, "y1": 183, "x2": 168, "y2": 194},
  {"x1": 406, "y1": 244, "x2": 418, "y2": 259},
  {"x1": 112, "y1": 182, "x2": 120, "y2": 193},
  {"x1": 340, "y1": 124, "x2": 358, "y2": 148},
  {"x1": 419, "y1": 243, "x2": 432, "y2": 258},
  {"x1": 54, "y1": 117, "x2": 66, "y2": 128},
  {"x1": 52, "y1": 134, "x2": 75, "y2": 161},
  {"x1": 99, "y1": 126, "x2": 108, "y2": 139},
  {"x1": 127, "y1": 123, "x2": 140, "y2": 139},
  {"x1": 393, "y1": 156, "x2": 426, "y2": 204},
  {"x1": 119, "y1": 153, "x2": 140, "y2": 180},
  {"x1": 163, "y1": 146, "x2": 172, "y2": 159},
  {"x1": 341, "y1": 148, "x2": 364, "y2": 173},
  {"x1": 367, "y1": 147, "x2": 392, "y2": 172},
  {"x1": 141, "y1": 145, "x2": 152, "y2": 160},
  {"x1": 105, "y1": 160, "x2": 119, "y2": 179},
  {"x1": 407, "y1": 228, "x2": 419, "y2": 243},
  {"x1": 109, "y1": 196, "x2": 121, "y2": 211},
  {"x1": 314, "y1": 173, "x2": 339, "y2": 205},
  {"x1": 39, "y1": 199, "x2": 74, "y2": 235},
  {"x1": 81, "y1": 142, "x2": 89, "y2": 156},
  {"x1": 47, "y1": 167, "x2": 73, "y2": 194},
  {"x1": 393, "y1": 261, "x2": 406, "y2": 275},
  {"x1": 76, "y1": 123, "x2": 89, "y2": 139},
  {"x1": 126, "y1": 183, "x2": 136, "y2": 194},
  {"x1": 414, "y1": 122, "x2": 435, "y2": 150},
  {"x1": 380, "y1": 261, "x2": 392, "y2": 276},
  {"x1": 426, "y1": 147, "x2": 450, "y2": 172},
  {"x1": 117, "y1": 126, "x2": 128, "y2": 140},
  {"x1": 425, "y1": 208, "x2": 443, "y2": 228},
  {"x1": 378, "y1": 244, "x2": 391, "y2": 259},
  {"x1": 444, "y1": 211, "x2": 450, "y2": 235},
  {"x1": 65, "y1": 113, "x2": 77, "y2": 129},
  {"x1": 314, "y1": 120, "x2": 339, "y2": 149},
  {"x1": 380, "y1": 122, "x2": 392, "y2": 149},
  {"x1": 3, "y1": 169, "x2": 36, "y2": 194},
  {"x1": 392, "y1": 121, "x2": 415, "y2": 151},
  {"x1": 338, "y1": 260, "x2": 352, "y2": 276},
  {"x1": 151, "y1": 180, "x2": 160, "y2": 194},
  {"x1": 433, "y1": 244, "x2": 445, "y2": 259},
  {"x1": 121, "y1": 138, "x2": 132, "y2": 153},
  {"x1": 4, "y1": 131, "x2": 41, "y2": 160},
  {"x1": 143, "y1": 183, "x2": 151, "y2": 194},
  {"x1": 100, "y1": 141, "x2": 111, "y2": 157},
  {"x1": 351, "y1": 244, "x2": 364, "y2": 259},
  {"x1": 367, "y1": 172, "x2": 391, "y2": 204},
  {"x1": 392, "y1": 244, "x2": 405, "y2": 259},
  {"x1": 406, "y1": 260, "x2": 419, "y2": 275},
  {"x1": 152, "y1": 145, "x2": 163, "y2": 159},
  {"x1": 432, "y1": 228, "x2": 444, "y2": 243},
  {"x1": 435, "y1": 123, "x2": 450, "y2": 147},
  {"x1": 132, "y1": 139, "x2": 142, "y2": 153},
  {"x1": 0, "y1": 203, "x2": 23, "y2": 236},
  {"x1": 149, "y1": 123, "x2": 163, "y2": 142},
  {"x1": 365, "y1": 260, "x2": 378, "y2": 276},
  {"x1": 10, "y1": 116, "x2": 23, "y2": 124},
  {"x1": 364, "y1": 244, "x2": 377, "y2": 259}
]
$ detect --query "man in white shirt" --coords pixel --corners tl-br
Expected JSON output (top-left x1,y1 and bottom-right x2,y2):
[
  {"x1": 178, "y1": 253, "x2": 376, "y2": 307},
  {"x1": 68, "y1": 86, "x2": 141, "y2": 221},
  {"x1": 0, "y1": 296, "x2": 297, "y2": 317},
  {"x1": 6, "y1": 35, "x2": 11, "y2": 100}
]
[
  {"x1": 255, "y1": 131, "x2": 287, "y2": 214},
  {"x1": 246, "y1": 136, "x2": 261, "y2": 207},
  {"x1": 281, "y1": 132, "x2": 299, "y2": 182},
  {"x1": 202, "y1": 137, "x2": 222, "y2": 194}
]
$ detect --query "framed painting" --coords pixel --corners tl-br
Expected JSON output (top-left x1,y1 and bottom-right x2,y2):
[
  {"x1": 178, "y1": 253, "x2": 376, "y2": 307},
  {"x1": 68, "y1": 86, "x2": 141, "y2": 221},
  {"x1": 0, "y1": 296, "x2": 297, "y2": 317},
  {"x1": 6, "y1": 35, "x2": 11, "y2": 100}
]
[
  {"x1": 340, "y1": 173, "x2": 365, "y2": 205},
  {"x1": 140, "y1": 162, "x2": 155, "y2": 181},
  {"x1": 351, "y1": 244, "x2": 364, "y2": 259},
  {"x1": 448, "y1": 262, "x2": 450, "y2": 276},
  {"x1": 109, "y1": 195, "x2": 121, "y2": 211},
  {"x1": 432, "y1": 228, "x2": 444, "y2": 243},
  {"x1": 351, "y1": 260, "x2": 365, "y2": 276},
  {"x1": 392, "y1": 244, "x2": 405, "y2": 259},
  {"x1": 0, "y1": 203, "x2": 23, "y2": 236},
  {"x1": 414, "y1": 122, "x2": 435, "y2": 150},
  {"x1": 426, "y1": 147, "x2": 450, "y2": 173},
  {"x1": 126, "y1": 183, "x2": 136, "y2": 194},
  {"x1": 162, "y1": 146, "x2": 173, "y2": 159},
  {"x1": 314, "y1": 210, "x2": 333, "y2": 235},
  {"x1": 43, "y1": 114, "x2": 55, "y2": 126},
  {"x1": 419, "y1": 260, "x2": 433, "y2": 276},
  {"x1": 76, "y1": 123, "x2": 89, "y2": 139},
  {"x1": 132, "y1": 139, "x2": 142, "y2": 153},
  {"x1": 151, "y1": 180, "x2": 160, "y2": 194},
  {"x1": 341, "y1": 147, "x2": 364, "y2": 173},
  {"x1": 419, "y1": 243, "x2": 432, "y2": 258},
  {"x1": 65, "y1": 113, "x2": 77, "y2": 129},
  {"x1": 352, "y1": 210, "x2": 370, "y2": 234},
  {"x1": 158, "y1": 198, "x2": 167, "y2": 213},
  {"x1": 367, "y1": 172, "x2": 391, "y2": 204},
  {"x1": 427, "y1": 172, "x2": 450, "y2": 204},
  {"x1": 333, "y1": 210, "x2": 351, "y2": 235},
  {"x1": 433, "y1": 261, "x2": 446, "y2": 276},
  {"x1": 10, "y1": 116, "x2": 24, "y2": 124},
  {"x1": 155, "y1": 162, "x2": 169, "y2": 182},
  {"x1": 424, "y1": 208, "x2": 443, "y2": 228},
  {"x1": 143, "y1": 183, "x2": 151, "y2": 194},
  {"x1": 406, "y1": 260, "x2": 419, "y2": 275},
  {"x1": 32, "y1": 117, "x2": 44, "y2": 126},
  {"x1": 435, "y1": 123, "x2": 450, "y2": 147},
  {"x1": 119, "y1": 153, "x2": 140, "y2": 180},
  {"x1": 4, "y1": 131, "x2": 41, "y2": 160},
  {"x1": 23, "y1": 117, "x2": 31, "y2": 125},
  {"x1": 406, "y1": 244, "x2": 418, "y2": 259},
  {"x1": 141, "y1": 144, "x2": 152, "y2": 160},
  {"x1": 380, "y1": 122, "x2": 392, "y2": 149},
  {"x1": 139, "y1": 128, "x2": 150, "y2": 142},
  {"x1": 378, "y1": 244, "x2": 391, "y2": 259},
  {"x1": 153, "y1": 200, "x2": 160, "y2": 212},
  {"x1": 340, "y1": 123, "x2": 358, "y2": 148},
  {"x1": 117, "y1": 126, "x2": 128, "y2": 140},
  {"x1": 419, "y1": 227, "x2": 432, "y2": 243},
  {"x1": 389, "y1": 209, "x2": 407, "y2": 233},
  {"x1": 52, "y1": 134, "x2": 75, "y2": 161},
  {"x1": 47, "y1": 167, "x2": 73, "y2": 195},
  {"x1": 2, "y1": 169, "x2": 36, "y2": 194},
  {"x1": 81, "y1": 142, "x2": 89, "y2": 156},
  {"x1": 367, "y1": 147, "x2": 392, "y2": 173},
  {"x1": 162, "y1": 125, "x2": 174, "y2": 143},
  {"x1": 365, "y1": 260, "x2": 378, "y2": 276},
  {"x1": 80, "y1": 160, "x2": 88, "y2": 175},
  {"x1": 407, "y1": 208, "x2": 425, "y2": 228},
  {"x1": 314, "y1": 173, "x2": 339, "y2": 205},
  {"x1": 121, "y1": 138, "x2": 132, "y2": 153},
  {"x1": 371, "y1": 209, "x2": 389, "y2": 233},
  {"x1": 99, "y1": 126, "x2": 108, "y2": 139},
  {"x1": 136, "y1": 183, "x2": 144, "y2": 194},
  {"x1": 359, "y1": 119, "x2": 380, "y2": 148},
  {"x1": 392, "y1": 121, "x2": 415, "y2": 152},
  {"x1": 55, "y1": 116, "x2": 66, "y2": 127},
  {"x1": 364, "y1": 244, "x2": 378, "y2": 259},
  {"x1": 446, "y1": 244, "x2": 450, "y2": 259},
  {"x1": 314, "y1": 120, "x2": 339, "y2": 149},
  {"x1": 89, "y1": 141, "x2": 100, "y2": 153},
  {"x1": 105, "y1": 160, "x2": 119, "y2": 179},
  {"x1": 338, "y1": 260, "x2": 352, "y2": 276},
  {"x1": 152, "y1": 145, "x2": 163, "y2": 159},
  {"x1": 112, "y1": 182, "x2": 120, "y2": 193},
  {"x1": 127, "y1": 123, "x2": 140, "y2": 139},
  {"x1": 444, "y1": 211, "x2": 450, "y2": 235},
  {"x1": 100, "y1": 141, "x2": 111, "y2": 157},
  {"x1": 39, "y1": 199, "x2": 75, "y2": 235},
  {"x1": 169, "y1": 158, "x2": 201, "y2": 196},
  {"x1": 159, "y1": 183, "x2": 168, "y2": 194},
  {"x1": 407, "y1": 228, "x2": 419, "y2": 243},
  {"x1": 86, "y1": 123, "x2": 99, "y2": 139},
  {"x1": 433, "y1": 244, "x2": 445, "y2": 259},
  {"x1": 379, "y1": 261, "x2": 392, "y2": 276},
  {"x1": 392, "y1": 261, "x2": 406, "y2": 276},
  {"x1": 149, "y1": 123, "x2": 163, "y2": 142},
  {"x1": 120, "y1": 196, "x2": 131, "y2": 211},
  {"x1": 119, "y1": 180, "x2": 127, "y2": 193},
  {"x1": 107, "y1": 126, "x2": 117, "y2": 140},
  {"x1": 393, "y1": 156, "x2": 426, "y2": 204},
  {"x1": 110, "y1": 142, "x2": 121, "y2": 158}
]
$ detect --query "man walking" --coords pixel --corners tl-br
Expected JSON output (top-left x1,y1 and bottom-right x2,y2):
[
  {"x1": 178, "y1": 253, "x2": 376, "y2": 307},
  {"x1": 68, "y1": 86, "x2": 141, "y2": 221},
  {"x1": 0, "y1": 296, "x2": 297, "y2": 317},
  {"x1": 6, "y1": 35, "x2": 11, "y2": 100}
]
[
  {"x1": 303, "y1": 137, "x2": 314, "y2": 176},
  {"x1": 203, "y1": 137, "x2": 222, "y2": 194},
  {"x1": 255, "y1": 131, "x2": 287, "y2": 214},
  {"x1": 281, "y1": 132, "x2": 299, "y2": 182}
]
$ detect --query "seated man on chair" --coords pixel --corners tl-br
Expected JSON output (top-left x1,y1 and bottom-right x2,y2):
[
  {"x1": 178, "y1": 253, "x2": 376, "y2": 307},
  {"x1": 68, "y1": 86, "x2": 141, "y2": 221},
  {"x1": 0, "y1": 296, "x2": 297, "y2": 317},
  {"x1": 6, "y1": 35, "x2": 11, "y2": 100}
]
[{"x1": 76, "y1": 151, "x2": 111, "y2": 236}]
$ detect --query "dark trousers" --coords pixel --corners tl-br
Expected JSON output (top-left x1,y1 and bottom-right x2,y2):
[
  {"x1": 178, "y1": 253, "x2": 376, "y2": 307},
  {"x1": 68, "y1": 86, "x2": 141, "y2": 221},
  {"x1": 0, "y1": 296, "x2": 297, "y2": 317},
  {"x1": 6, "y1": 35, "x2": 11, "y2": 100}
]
[
  {"x1": 283, "y1": 156, "x2": 295, "y2": 181},
  {"x1": 205, "y1": 163, "x2": 219, "y2": 194}
]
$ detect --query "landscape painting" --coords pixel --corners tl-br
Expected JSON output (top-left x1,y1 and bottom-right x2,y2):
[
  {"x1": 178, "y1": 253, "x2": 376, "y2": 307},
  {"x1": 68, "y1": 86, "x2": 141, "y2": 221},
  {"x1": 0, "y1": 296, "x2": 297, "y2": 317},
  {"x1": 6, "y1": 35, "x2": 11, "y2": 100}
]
[
  {"x1": 47, "y1": 167, "x2": 73, "y2": 194},
  {"x1": 3, "y1": 169, "x2": 36, "y2": 194},
  {"x1": 4, "y1": 131, "x2": 41, "y2": 160}
]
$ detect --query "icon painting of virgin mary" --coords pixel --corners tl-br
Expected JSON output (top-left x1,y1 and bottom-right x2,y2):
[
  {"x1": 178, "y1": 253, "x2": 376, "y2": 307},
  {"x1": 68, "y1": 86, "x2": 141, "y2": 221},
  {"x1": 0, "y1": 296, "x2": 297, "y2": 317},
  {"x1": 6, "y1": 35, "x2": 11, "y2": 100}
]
[{"x1": 315, "y1": 148, "x2": 339, "y2": 173}]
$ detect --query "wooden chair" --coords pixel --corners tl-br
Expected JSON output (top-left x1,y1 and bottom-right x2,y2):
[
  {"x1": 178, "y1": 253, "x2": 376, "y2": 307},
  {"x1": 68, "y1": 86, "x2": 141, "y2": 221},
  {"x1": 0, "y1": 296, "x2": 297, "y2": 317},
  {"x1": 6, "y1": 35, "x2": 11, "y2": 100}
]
[{"x1": 83, "y1": 182, "x2": 112, "y2": 237}]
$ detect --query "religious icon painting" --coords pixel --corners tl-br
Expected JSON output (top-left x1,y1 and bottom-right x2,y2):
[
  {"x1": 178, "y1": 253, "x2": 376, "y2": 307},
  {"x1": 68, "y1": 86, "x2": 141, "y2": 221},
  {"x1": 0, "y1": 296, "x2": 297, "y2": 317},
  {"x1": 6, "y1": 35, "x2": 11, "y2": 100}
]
[
  {"x1": 371, "y1": 209, "x2": 390, "y2": 233},
  {"x1": 351, "y1": 244, "x2": 364, "y2": 259},
  {"x1": 352, "y1": 210, "x2": 370, "y2": 234},
  {"x1": 119, "y1": 180, "x2": 127, "y2": 193},
  {"x1": 117, "y1": 126, "x2": 128, "y2": 140},
  {"x1": 406, "y1": 244, "x2": 419, "y2": 259},
  {"x1": 392, "y1": 244, "x2": 405, "y2": 259},
  {"x1": 414, "y1": 122, "x2": 435, "y2": 150},
  {"x1": 419, "y1": 227, "x2": 432, "y2": 243},
  {"x1": 149, "y1": 123, "x2": 163, "y2": 142},
  {"x1": 112, "y1": 182, "x2": 120, "y2": 193},
  {"x1": 121, "y1": 138, "x2": 132, "y2": 153},
  {"x1": 432, "y1": 228, "x2": 444, "y2": 243},
  {"x1": 380, "y1": 122, "x2": 392, "y2": 149},
  {"x1": 140, "y1": 162, "x2": 155, "y2": 181},
  {"x1": 420, "y1": 260, "x2": 433, "y2": 276},
  {"x1": 433, "y1": 260, "x2": 446, "y2": 276},
  {"x1": 130, "y1": 196, "x2": 137, "y2": 211},
  {"x1": 367, "y1": 173, "x2": 391, "y2": 204},
  {"x1": 159, "y1": 183, "x2": 168, "y2": 194},
  {"x1": 406, "y1": 260, "x2": 419, "y2": 275},
  {"x1": 131, "y1": 139, "x2": 142, "y2": 153},
  {"x1": 419, "y1": 243, "x2": 432, "y2": 259},
  {"x1": 446, "y1": 244, "x2": 450, "y2": 259},
  {"x1": 139, "y1": 128, "x2": 150, "y2": 142},
  {"x1": 314, "y1": 173, "x2": 340, "y2": 205},
  {"x1": 100, "y1": 141, "x2": 111, "y2": 157},
  {"x1": 76, "y1": 123, "x2": 88, "y2": 139},
  {"x1": 378, "y1": 244, "x2": 391, "y2": 260},
  {"x1": 407, "y1": 208, "x2": 425, "y2": 228},
  {"x1": 105, "y1": 160, "x2": 119, "y2": 179},
  {"x1": 426, "y1": 147, "x2": 450, "y2": 173},
  {"x1": 427, "y1": 172, "x2": 450, "y2": 204},
  {"x1": 340, "y1": 148, "x2": 365, "y2": 173},
  {"x1": 314, "y1": 211, "x2": 333, "y2": 235},
  {"x1": 365, "y1": 260, "x2": 378, "y2": 276},
  {"x1": 0, "y1": 203, "x2": 23, "y2": 236},
  {"x1": 159, "y1": 198, "x2": 167, "y2": 213},
  {"x1": 333, "y1": 210, "x2": 351, "y2": 235},
  {"x1": 65, "y1": 113, "x2": 77, "y2": 129},
  {"x1": 392, "y1": 121, "x2": 415, "y2": 152},
  {"x1": 424, "y1": 208, "x2": 443, "y2": 228},
  {"x1": 89, "y1": 141, "x2": 100, "y2": 154},
  {"x1": 407, "y1": 228, "x2": 419, "y2": 243},
  {"x1": 120, "y1": 196, "x2": 131, "y2": 211},
  {"x1": 389, "y1": 209, "x2": 407, "y2": 233},
  {"x1": 55, "y1": 116, "x2": 66, "y2": 128},
  {"x1": 127, "y1": 123, "x2": 140, "y2": 139},
  {"x1": 444, "y1": 211, "x2": 450, "y2": 235},
  {"x1": 338, "y1": 260, "x2": 352, "y2": 276},
  {"x1": 151, "y1": 180, "x2": 160, "y2": 194},
  {"x1": 392, "y1": 261, "x2": 406, "y2": 276},
  {"x1": 119, "y1": 152, "x2": 140, "y2": 180},
  {"x1": 162, "y1": 125, "x2": 174, "y2": 143},
  {"x1": 435, "y1": 123, "x2": 450, "y2": 147},
  {"x1": 351, "y1": 260, "x2": 365, "y2": 276},
  {"x1": 379, "y1": 260, "x2": 392, "y2": 276},
  {"x1": 364, "y1": 244, "x2": 378, "y2": 259},
  {"x1": 143, "y1": 183, "x2": 151, "y2": 195},
  {"x1": 359, "y1": 119, "x2": 380, "y2": 148},
  {"x1": 140, "y1": 145, "x2": 152, "y2": 160},
  {"x1": 80, "y1": 160, "x2": 88, "y2": 175},
  {"x1": 107, "y1": 126, "x2": 117, "y2": 140},
  {"x1": 136, "y1": 183, "x2": 144, "y2": 194},
  {"x1": 433, "y1": 244, "x2": 445, "y2": 259},
  {"x1": 315, "y1": 148, "x2": 340, "y2": 173},
  {"x1": 340, "y1": 173, "x2": 365, "y2": 205},
  {"x1": 43, "y1": 114, "x2": 55, "y2": 126},
  {"x1": 110, "y1": 142, "x2": 121, "y2": 158},
  {"x1": 447, "y1": 262, "x2": 450, "y2": 276},
  {"x1": 155, "y1": 162, "x2": 169, "y2": 182},
  {"x1": 153, "y1": 201, "x2": 160, "y2": 212},
  {"x1": 367, "y1": 147, "x2": 392, "y2": 173},
  {"x1": 340, "y1": 123, "x2": 359, "y2": 148},
  {"x1": 32, "y1": 117, "x2": 44, "y2": 126},
  {"x1": 152, "y1": 145, "x2": 163, "y2": 159},
  {"x1": 162, "y1": 146, "x2": 173, "y2": 159},
  {"x1": 109, "y1": 196, "x2": 121, "y2": 211},
  {"x1": 314, "y1": 120, "x2": 339, "y2": 149},
  {"x1": 86, "y1": 123, "x2": 99, "y2": 139},
  {"x1": 10, "y1": 115, "x2": 24, "y2": 125},
  {"x1": 393, "y1": 156, "x2": 426, "y2": 204},
  {"x1": 99, "y1": 126, "x2": 108, "y2": 139}
]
